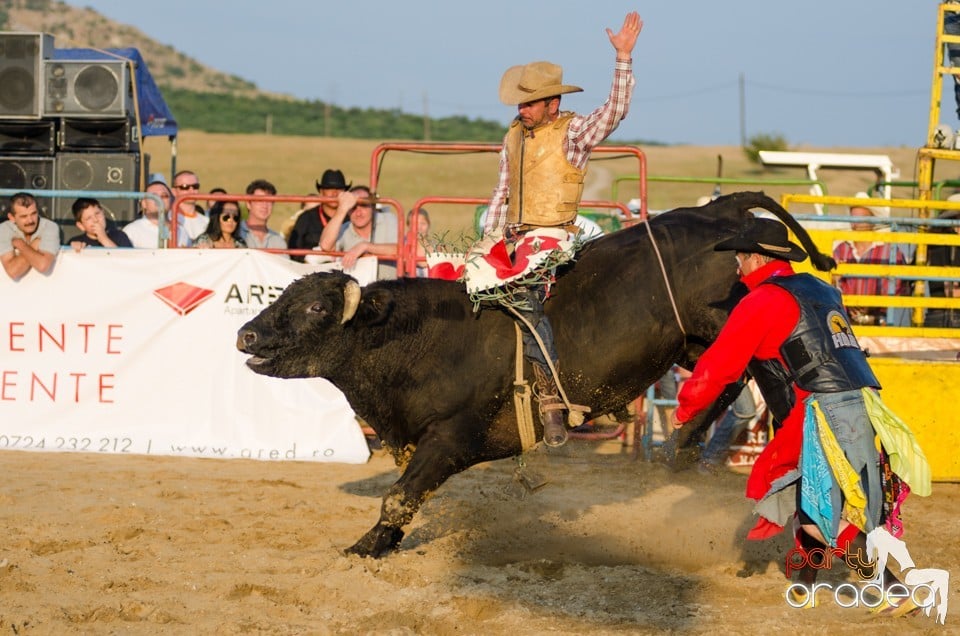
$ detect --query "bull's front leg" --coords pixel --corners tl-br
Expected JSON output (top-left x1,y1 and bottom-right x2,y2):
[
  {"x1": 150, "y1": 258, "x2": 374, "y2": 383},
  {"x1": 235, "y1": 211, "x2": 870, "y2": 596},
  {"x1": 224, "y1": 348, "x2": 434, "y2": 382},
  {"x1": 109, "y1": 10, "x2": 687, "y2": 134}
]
[{"x1": 345, "y1": 432, "x2": 477, "y2": 558}]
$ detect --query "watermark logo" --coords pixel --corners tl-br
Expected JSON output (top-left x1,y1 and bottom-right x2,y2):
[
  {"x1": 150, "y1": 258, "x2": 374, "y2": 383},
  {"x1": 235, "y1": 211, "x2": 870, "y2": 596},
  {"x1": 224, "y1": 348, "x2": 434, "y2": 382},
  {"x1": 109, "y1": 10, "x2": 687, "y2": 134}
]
[{"x1": 783, "y1": 527, "x2": 949, "y2": 625}]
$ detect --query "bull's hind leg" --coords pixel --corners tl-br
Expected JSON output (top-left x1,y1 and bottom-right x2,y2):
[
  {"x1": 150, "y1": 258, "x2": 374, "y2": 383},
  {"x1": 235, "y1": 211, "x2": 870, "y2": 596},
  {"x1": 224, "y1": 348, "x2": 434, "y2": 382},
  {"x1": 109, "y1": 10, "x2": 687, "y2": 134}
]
[{"x1": 345, "y1": 433, "x2": 477, "y2": 558}]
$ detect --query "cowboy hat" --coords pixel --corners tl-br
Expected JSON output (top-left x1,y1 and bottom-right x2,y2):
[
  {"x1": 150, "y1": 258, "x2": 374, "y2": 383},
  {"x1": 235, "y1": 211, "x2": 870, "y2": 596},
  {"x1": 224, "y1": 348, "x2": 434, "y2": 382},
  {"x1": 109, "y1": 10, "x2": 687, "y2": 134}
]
[
  {"x1": 850, "y1": 191, "x2": 890, "y2": 218},
  {"x1": 498, "y1": 61, "x2": 583, "y2": 105},
  {"x1": 315, "y1": 169, "x2": 351, "y2": 192},
  {"x1": 714, "y1": 217, "x2": 807, "y2": 262}
]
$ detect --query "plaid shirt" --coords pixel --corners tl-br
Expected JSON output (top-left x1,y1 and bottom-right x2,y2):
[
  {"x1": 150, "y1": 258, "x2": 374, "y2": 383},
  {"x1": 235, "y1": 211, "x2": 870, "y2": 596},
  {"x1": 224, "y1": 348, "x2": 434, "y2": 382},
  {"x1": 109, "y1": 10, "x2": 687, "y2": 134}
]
[
  {"x1": 832, "y1": 240, "x2": 911, "y2": 297},
  {"x1": 483, "y1": 59, "x2": 635, "y2": 236}
]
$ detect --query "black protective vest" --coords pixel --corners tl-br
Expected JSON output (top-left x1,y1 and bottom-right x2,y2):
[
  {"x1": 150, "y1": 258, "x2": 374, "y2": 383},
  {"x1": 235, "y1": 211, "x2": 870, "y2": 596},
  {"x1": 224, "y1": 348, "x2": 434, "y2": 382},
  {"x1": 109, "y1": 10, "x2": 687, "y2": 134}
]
[{"x1": 748, "y1": 273, "x2": 880, "y2": 424}]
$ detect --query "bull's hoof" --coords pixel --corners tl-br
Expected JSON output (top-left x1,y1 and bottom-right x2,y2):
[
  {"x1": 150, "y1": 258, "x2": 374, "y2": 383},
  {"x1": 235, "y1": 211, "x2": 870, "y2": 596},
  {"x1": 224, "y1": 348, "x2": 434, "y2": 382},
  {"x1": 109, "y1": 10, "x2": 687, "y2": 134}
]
[{"x1": 344, "y1": 525, "x2": 405, "y2": 558}]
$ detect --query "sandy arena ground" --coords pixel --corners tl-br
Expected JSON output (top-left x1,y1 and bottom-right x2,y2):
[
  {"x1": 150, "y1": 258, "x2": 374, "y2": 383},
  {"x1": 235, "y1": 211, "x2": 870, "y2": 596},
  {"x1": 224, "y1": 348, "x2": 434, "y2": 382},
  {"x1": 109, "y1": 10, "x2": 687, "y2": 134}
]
[{"x1": 0, "y1": 438, "x2": 957, "y2": 635}]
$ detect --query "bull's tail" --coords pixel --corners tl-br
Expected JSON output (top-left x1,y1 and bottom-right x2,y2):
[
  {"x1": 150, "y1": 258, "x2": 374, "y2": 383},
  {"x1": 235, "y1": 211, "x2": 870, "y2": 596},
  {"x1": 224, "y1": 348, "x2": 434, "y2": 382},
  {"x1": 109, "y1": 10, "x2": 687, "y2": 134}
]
[{"x1": 743, "y1": 192, "x2": 836, "y2": 272}]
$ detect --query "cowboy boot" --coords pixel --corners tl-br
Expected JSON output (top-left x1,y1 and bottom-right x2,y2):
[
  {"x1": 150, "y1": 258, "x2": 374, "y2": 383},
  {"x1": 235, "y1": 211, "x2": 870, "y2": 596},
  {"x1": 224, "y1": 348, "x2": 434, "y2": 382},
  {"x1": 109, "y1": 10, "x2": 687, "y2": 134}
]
[{"x1": 533, "y1": 362, "x2": 567, "y2": 447}]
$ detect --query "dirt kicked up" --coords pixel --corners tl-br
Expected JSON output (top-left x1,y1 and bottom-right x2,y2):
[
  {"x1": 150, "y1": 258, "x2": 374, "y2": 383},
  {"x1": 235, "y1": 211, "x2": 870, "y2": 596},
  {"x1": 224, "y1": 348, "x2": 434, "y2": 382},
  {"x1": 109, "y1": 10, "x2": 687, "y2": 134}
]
[{"x1": 0, "y1": 439, "x2": 957, "y2": 635}]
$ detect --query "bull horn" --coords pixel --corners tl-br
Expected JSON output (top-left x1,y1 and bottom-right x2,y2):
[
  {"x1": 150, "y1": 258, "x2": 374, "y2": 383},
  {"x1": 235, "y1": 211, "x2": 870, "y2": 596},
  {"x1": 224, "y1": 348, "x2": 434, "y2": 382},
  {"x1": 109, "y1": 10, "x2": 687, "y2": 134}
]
[{"x1": 341, "y1": 280, "x2": 361, "y2": 324}]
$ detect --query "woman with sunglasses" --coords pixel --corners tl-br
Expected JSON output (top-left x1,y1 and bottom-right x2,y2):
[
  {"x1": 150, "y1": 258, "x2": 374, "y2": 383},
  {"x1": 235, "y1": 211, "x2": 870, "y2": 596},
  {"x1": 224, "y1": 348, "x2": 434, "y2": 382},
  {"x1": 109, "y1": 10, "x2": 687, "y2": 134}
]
[{"x1": 194, "y1": 201, "x2": 246, "y2": 248}]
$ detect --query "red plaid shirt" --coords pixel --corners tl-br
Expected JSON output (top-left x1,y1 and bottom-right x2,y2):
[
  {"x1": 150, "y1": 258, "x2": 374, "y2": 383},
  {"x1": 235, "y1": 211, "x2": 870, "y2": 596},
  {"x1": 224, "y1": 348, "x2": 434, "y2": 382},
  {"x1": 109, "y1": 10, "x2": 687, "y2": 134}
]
[
  {"x1": 483, "y1": 59, "x2": 635, "y2": 236},
  {"x1": 832, "y1": 240, "x2": 911, "y2": 297}
]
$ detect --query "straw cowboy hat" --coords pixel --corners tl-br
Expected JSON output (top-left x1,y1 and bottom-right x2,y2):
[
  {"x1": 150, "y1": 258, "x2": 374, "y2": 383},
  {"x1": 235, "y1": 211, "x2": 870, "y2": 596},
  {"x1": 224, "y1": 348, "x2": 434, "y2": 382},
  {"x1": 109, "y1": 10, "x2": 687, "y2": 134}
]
[
  {"x1": 714, "y1": 217, "x2": 807, "y2": 262},
  {"x1": 498, "y1": 61, "x2": 583, "y2": 105}
]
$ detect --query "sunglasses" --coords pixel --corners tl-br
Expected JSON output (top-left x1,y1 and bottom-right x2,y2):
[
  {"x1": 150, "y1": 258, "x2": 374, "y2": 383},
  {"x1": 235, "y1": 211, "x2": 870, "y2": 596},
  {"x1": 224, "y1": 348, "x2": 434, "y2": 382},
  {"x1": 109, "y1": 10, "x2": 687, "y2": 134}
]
[
  {"x1": 175, "y1": 183, "x2": 200, "y2": 190},
  {"x1": 221, "y1": 213, "x2": 240, "y2": 222}
]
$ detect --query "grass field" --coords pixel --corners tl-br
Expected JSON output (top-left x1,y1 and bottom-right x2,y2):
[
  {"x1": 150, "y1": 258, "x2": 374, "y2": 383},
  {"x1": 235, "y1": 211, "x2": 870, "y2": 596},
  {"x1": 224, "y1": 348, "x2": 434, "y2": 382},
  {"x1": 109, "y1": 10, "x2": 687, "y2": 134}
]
[{"x1": 145, "y1": 130, "x2": 927, "y2": 238}]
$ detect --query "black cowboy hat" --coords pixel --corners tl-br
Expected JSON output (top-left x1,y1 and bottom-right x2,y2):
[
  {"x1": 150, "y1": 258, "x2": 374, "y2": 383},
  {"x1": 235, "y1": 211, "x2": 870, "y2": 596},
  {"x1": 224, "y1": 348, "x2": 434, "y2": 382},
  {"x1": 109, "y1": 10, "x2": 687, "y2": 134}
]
[
  {"x1": 715, "y1": 217, "x2": 807, "y2": 262},
  {"x1": 315, "y1": 169, "x2": 351, "y2": 192}
]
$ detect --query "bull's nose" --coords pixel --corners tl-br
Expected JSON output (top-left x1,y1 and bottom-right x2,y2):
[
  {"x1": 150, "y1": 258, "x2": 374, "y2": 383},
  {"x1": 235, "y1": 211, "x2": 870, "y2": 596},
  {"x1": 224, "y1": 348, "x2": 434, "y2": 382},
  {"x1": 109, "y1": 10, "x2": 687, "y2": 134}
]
[{"x1": 237, "y1": 329, "x2": 258, "y2": 352}]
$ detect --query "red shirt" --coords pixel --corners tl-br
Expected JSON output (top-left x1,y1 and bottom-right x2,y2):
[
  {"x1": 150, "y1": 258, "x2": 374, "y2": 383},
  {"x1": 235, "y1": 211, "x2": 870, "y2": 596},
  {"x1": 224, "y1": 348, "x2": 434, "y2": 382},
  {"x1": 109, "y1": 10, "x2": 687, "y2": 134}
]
[{"x1": 676, "y1": 259, "x2": 810, "y2": 504}]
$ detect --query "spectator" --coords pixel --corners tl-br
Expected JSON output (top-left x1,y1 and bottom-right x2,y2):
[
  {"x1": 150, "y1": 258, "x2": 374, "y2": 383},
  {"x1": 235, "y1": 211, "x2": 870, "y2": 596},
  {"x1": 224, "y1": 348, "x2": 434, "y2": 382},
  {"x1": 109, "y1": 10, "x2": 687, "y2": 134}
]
[
  {"x1": 172, "y1": 170, "x2": 209, "y2": 245},
  {"x1": 408, "y1": 207, "x2": 431, "y2": 276},
  {"x1": 318, "y1": 184, "x2": 398, "y2": 279},
  {"x1": 410, "y1": 207, "x2": 431, "y2": 239},
  {"x1": 68, "y1": 197, "x2": 132, "y2": 251},
  {"x1": 240, "y1": 179, "x2": 287, "y2": 252},
  {"x1": 288, "y1": 168, "x2": 351, "y2": 262},
  {"x1": 206, "y1": 186, "x2": 227, "y2": 211},
  {"x1": 0, "y1": 191, "x2": 60, "y2": 279},
  {"x1": 194, "y1": 201, "x2": 246, "y2": 249},
  {"x1": 125, "y1": 179, "x2": 178, "y2": 248},
  {"x1": 832, "y1": 192, "x2": 913, "y2": 326},
  {"x1": 926, "y1": 204, "x2": 960, "y2": 327}
]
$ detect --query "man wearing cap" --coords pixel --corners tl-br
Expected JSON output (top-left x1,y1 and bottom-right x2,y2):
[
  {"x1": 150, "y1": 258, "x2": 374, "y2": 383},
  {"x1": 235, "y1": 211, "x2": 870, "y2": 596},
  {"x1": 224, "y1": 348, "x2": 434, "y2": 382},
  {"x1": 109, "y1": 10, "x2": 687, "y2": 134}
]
[
  {"x1": 475, "y1": 11, "x2": 641, "y2": 448},
  {"x1": 833, "y1": 192, "x2": 913, "y2": 326},
  {"x1": 672, "y1": 218, "x2": 930, "y2": 609},
  {"x1": 288, "y1": 168, "x2": 352, "y2": 263}
]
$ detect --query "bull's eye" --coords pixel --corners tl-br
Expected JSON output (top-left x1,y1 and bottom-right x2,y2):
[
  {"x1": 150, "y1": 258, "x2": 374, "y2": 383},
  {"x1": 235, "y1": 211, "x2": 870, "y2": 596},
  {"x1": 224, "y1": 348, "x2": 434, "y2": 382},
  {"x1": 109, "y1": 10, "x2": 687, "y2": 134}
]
[{"x1": 307, "y1": 302, "x2": 325, "y2": 315}]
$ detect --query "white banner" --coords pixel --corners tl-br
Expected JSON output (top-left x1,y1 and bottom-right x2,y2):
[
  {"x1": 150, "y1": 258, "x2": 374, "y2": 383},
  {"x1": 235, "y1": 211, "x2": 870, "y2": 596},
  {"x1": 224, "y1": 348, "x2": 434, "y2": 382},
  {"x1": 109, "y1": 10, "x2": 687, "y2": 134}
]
[{"x1": 0, "y1": 249, "x2": 380, "y2": 463}]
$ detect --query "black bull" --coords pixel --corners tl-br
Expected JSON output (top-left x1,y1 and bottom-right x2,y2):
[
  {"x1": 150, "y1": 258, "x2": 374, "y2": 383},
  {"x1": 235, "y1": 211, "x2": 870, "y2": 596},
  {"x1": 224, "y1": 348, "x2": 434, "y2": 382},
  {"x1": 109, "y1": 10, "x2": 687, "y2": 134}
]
[{"x1": 237, "y1": 192, "x2": 835, "y2": 558}]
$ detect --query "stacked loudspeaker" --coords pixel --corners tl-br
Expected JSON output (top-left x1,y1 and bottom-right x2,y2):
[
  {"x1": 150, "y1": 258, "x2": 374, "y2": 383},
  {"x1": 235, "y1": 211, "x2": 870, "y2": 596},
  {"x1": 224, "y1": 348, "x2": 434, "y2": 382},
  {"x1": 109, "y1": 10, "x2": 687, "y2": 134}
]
[{"x1": 0, "y1": 32, "x2": 143, "y2": 224}]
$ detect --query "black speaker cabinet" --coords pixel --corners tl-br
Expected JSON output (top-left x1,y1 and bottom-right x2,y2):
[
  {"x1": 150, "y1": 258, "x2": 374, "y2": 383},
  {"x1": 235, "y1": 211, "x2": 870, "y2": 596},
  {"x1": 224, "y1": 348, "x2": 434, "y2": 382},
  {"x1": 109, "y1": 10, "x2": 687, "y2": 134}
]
[
  {"x1": 43, "y1": 60, "x2": 132, "y2": 119},
  {"x1": 59, "y1": 117, "x2": 137, "y2": 152},
  {"x1": 54, "y1": 152, "x2": 140, "y2": 222},
  {"x1": 0, "y1": 155, "x2": 54, "y2": 216},
  {"x1": 0, "y1": 33, "x2": 54, "y2": 119},
  {"x1": 0, "y1": 120, "x2": 56, "y2": 155}
]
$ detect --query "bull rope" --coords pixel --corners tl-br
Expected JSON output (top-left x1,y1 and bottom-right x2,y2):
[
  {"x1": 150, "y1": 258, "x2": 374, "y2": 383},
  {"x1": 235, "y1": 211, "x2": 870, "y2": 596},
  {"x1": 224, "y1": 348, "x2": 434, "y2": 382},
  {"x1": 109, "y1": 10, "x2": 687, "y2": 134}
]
[
  {"x1": 642, "y1": 219, "x2": 687, "y2": 336},
  {"x1": 506, "y1": 306, "x2": 591, "y2": 427},
  {"x1": 512, "y1": 324, "x2": 538, "y2": 451}
]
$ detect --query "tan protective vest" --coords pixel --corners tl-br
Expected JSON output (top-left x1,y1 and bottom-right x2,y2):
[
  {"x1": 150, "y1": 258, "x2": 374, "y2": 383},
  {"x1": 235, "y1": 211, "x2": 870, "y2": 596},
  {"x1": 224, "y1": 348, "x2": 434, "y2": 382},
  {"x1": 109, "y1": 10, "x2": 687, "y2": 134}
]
[{"x1": 505, "y1": 112, "x2": 586, "y2": 228}]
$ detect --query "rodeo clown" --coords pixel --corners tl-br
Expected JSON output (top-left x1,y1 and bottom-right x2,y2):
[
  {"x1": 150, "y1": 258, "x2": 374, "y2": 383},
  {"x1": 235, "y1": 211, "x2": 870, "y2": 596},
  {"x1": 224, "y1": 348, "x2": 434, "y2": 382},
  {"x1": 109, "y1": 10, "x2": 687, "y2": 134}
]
[
  {"x1": 672, "y1": 217, "x2": 939, "y2": 619},
  {"x1": 461, "y1": 11, "x2": 641, "y2": 448}
]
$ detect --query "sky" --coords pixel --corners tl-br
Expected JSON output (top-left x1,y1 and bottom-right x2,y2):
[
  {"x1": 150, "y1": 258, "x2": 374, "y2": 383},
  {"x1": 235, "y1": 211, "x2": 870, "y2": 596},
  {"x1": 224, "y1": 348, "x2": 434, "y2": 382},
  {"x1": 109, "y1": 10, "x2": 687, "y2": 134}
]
[{"x1": 67, "y1": 0, "x2": 942, "y2": 147}]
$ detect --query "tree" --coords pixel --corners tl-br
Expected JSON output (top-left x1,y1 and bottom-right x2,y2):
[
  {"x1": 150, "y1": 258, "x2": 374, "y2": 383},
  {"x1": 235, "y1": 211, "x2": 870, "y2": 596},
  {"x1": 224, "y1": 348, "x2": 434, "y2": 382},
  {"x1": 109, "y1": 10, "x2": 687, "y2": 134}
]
[{"x1": 743, "y1": 132, "x2": 789, "y2": 165}]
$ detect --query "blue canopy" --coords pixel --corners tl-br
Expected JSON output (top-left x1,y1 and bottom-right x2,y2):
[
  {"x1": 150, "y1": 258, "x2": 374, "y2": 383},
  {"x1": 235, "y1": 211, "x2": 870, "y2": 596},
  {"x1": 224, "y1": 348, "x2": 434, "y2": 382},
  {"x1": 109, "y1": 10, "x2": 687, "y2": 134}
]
[{"x1": 52, "y1": 47, "x2": 177, "y2": 138}]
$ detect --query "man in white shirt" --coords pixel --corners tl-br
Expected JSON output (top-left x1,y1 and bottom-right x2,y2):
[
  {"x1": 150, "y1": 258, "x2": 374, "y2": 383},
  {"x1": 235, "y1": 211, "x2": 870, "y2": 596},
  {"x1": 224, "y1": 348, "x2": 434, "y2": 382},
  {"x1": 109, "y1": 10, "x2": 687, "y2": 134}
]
[
  {"x1": 171, "y1": 170, "x2": 209, "y2": 245},
  {"x1": 124, "y1": 180, "x2": 182, "y2": 248}
]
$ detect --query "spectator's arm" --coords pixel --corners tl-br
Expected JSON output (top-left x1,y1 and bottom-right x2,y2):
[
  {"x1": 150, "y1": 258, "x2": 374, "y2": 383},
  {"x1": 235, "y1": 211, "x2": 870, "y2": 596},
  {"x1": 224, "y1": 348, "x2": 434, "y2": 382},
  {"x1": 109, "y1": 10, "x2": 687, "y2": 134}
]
[
  {"x1": 1, "y1": 247, "x2": 30, "y2": 280},
  {"x1": 340, "y1": 241, "x2": 398, "y2": 269},
  {"x1": 13, "y1": 237, "x2": 54, "y2": 275},
  {"x1": 319, "y1": 191, "x2": 358, "y2": 251}
]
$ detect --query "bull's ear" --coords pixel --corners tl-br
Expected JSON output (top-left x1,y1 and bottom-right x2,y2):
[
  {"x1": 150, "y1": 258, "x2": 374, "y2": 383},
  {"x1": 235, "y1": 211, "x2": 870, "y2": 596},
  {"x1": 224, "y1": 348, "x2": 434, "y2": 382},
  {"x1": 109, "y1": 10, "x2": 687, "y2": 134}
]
[{"x1": 355, "y1": 288, "x2": 395, "y2": 326}]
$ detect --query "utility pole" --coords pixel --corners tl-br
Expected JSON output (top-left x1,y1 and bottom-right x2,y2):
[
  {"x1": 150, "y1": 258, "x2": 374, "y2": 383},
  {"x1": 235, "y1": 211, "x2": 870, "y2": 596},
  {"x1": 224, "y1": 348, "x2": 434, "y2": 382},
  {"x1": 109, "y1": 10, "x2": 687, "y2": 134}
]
[
  {"x1": 423, "y1": 91, "x2": 430, "y2": 141},
  {"x1": 265, "y1": 113, "x2": 272, "y2": 135},
  {"x1": 739, "y1": 72, "x2": 746, "y2": 147}
]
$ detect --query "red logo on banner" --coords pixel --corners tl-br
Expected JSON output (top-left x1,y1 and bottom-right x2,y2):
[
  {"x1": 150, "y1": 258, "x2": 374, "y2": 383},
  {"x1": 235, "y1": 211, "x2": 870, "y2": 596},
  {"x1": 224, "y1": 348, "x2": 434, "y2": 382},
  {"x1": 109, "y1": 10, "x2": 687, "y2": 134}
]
[{"x1": 153, "y1": 282, "x2": 215, "y2": 316}]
